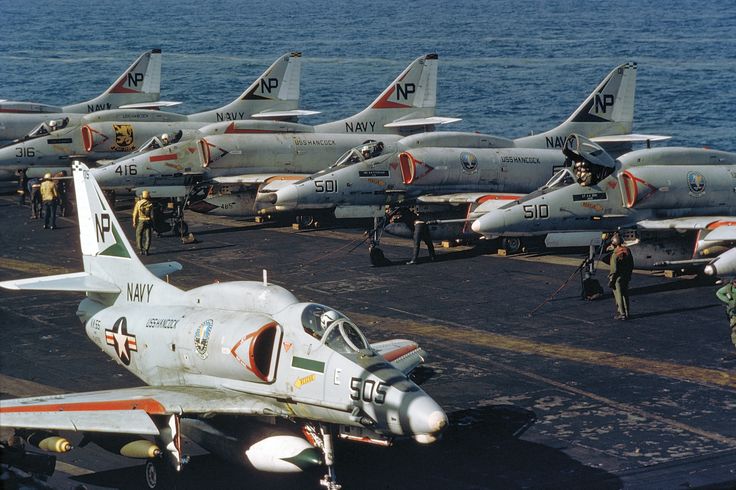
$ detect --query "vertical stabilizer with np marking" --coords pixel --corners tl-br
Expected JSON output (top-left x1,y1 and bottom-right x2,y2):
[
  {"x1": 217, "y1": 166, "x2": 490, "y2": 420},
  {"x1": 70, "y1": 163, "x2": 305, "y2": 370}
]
[
  {"x1": 63, "y1": 49, "x2": 163, "y2": 113},
  {"x1": 316, "y1": 54, "x2": 455, "y2": 135},
  {"x1": 514, "y1": 62, "x2": 637, "y2": 149},
  {"x1": 73, "y1": 161, "x2": 181, "y2": 302},
  {"x1": 189, "y1": 52, "x2": 305, "y2": 122}
]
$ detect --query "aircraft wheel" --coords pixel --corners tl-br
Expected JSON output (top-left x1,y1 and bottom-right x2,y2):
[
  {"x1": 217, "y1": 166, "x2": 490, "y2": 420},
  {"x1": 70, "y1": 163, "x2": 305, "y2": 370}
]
[
  {"x1": 502, "y1": 237, "x2": 523, "y2": 254},
  {"x1": 144, "y1": 458, "x2": 178, "y2": 489},
  {"x1": 296, "y1": 215, "x2": 316, "y2": 228}
]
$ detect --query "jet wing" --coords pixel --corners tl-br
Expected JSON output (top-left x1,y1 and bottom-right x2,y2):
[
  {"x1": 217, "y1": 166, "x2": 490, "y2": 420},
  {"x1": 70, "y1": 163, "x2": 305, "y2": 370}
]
[
  {"x1": 211, "y1": 174, "x2": 312, "y2": 186},
  {"x1": 417, "y1": 192, "x2": 523, "y2": 205},
  {"x1": 637, "y1": 216, "x2": 736, "y2": 239},
  {"x1": 372, "y1": 340, "x2": 427, "y2": 375},
  {"x1": 384, "y1": 116, "x2": 462, "y2": 128},
  {"x1": 0, "y1": 385, "x2": 290, "y2": 435}
]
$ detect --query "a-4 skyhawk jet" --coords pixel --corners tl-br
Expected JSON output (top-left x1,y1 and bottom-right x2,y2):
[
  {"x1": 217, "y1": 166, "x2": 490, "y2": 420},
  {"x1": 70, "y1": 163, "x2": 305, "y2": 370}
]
[
  {"x1": 471, "y1": 134, "x2": 736, "y2": 272},
  {"x1": 0, "y1": 49, "x2": 166, "y2": 144},
  {"x1": 88, "y1": 53, "x2": 459, "y2": 216},
  {"x1": 0, "y1": 162, "x2": 447, "y2": 489},
  {"x1": 260, "y1": 63, "x2": 667, "y2": 246},
  {"x1": 0, "y1": 52, "x2": 313, "y2": 169}
]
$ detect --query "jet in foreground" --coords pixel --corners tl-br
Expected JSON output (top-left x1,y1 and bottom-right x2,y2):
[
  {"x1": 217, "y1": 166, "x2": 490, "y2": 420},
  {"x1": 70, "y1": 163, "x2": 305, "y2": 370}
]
[
  {"x1": 263, "y1": 63, "x2": 667, "y2": 243},
  {"x1": 0, "y1": 52, "x2": 312, "y2": 169},
  {"x1": 91, "y1": 53, "x2": 459, "y2": 216},
  {"x1": 0, "y1": 49, "x2": 166, "y2": 143},
  {"x1": 0, "y1": 163, "x2": 447, "y2": 489},
  {"x1": 472, "y1": 134, "x2": 736, "y2": 272}
]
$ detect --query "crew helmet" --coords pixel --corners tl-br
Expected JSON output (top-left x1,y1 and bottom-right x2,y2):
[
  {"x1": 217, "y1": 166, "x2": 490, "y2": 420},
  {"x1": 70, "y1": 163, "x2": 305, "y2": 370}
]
[
  {"x1": 141, "y1": 190, "x2": 150, "y2": 199},
  {"x1": 320, "y1": 310, "x2": 340, "y2": 330},
  {"x1": 43, "y1": 173, "x2": 52, "y2": 179},
  {"x1": 161, "y1": 133, "x2": 170, "y2": 144}
]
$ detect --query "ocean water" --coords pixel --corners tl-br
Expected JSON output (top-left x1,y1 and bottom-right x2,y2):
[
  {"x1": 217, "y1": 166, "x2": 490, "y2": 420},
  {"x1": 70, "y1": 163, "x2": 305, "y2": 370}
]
[{"x1": 0, "y1": 0, "x2": 734, "y2": 150}]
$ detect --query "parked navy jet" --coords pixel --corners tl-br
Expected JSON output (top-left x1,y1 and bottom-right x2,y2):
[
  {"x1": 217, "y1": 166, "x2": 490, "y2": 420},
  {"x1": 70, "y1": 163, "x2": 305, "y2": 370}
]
[
  {"x1": 472, "y1": 134, "x2": 736, "y2": 271},
  {"x1": 0, "y1": 162, "x2": 446, "y2": 489},
  {"x1": 89, "y1": 54, "x2": 459, "y2": 216},
  {"x1": 0, "y1": 52, "x2": 312, "y2": 168},
  {"x1": 261, "y1": 63, "x2": 667, "y2": 240},
  {"x1": 0, "y1": 49, "x2": 166, "y2": 143}
]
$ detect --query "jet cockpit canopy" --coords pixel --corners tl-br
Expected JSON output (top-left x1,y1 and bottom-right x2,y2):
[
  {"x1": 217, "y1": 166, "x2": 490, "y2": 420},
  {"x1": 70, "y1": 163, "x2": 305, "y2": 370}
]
[
  {"x1": 332, "y1": 140, "x2": 385, "y2": 169},
  {"x1": 19, "y1": 117, "x2": 70, "y2": 142},
  {"x1": 301, "y1": 303, "x2": 371, "y2": 354}
]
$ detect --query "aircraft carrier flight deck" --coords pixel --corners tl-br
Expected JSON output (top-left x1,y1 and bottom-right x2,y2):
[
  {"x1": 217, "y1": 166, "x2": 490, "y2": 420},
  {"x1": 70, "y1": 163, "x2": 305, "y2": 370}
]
[{"x1": 1, "y1": 194, "x2": 735, "y2": 489}]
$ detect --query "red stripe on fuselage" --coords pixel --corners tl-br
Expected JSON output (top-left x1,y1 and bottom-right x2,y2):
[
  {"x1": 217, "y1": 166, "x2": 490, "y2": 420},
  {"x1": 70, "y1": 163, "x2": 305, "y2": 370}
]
[{"x1": 149, "y1": 153, "x2": 178, "y2": 162}]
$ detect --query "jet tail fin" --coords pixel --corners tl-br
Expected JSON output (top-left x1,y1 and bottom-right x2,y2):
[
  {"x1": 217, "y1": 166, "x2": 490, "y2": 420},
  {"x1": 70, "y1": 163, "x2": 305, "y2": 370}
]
[
  {"x1": 71, "y1": 161, "x2": 180, "y2": 301},
  {"x1": 193, "y1": 52, "x2": 304, "y2": 122},
  {"x1": 515, "y1": 62, "x2": 639, "y2": 148},
  {"x1": 63, "y1": 50, "x2": 162, "y2": 113},
  {"x1": 317, "y1": 54, "x2": 451, "y2": 135}
]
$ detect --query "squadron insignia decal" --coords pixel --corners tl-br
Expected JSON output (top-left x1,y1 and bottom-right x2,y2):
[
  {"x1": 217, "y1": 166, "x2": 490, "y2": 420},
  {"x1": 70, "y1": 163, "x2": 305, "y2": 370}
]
[
  {"x1": 194, "y1": 319, "x2": 214, "y2": 359},
  {"x1": 105, "y1": 317, "x2": 138, "y2": 366},
  {"x1": 460, "y1": 152, "x2": 478, "y2": 173},
  {"x1": 112, "y1": 124, "x2": 134, "y2": 151},
  {"x1": 687, "y1": 171, "x2": 706, "y2": 195}
]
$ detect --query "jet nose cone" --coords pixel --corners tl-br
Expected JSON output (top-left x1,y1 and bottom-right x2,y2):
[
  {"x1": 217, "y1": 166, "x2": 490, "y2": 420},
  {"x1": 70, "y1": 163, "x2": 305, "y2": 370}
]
[
  {"x1": 405, "y1": 393, "x2": 448, "y2": 443},
  {"x1": 272, "y1": 185, "x2": 299, "y2": 212},
  {"x1": 472, "y1": 211, "x2": 505, "y2": 235}
]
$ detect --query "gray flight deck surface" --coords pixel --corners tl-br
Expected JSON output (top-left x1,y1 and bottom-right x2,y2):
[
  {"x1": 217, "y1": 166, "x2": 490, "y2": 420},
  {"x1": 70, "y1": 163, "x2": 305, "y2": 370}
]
[{"x1": 1, "y1": 194, "x2": 734, "y2": 489}]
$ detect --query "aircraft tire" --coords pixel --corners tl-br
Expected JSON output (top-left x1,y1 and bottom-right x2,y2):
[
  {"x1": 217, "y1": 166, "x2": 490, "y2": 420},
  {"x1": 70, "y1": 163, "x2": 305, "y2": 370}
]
[
  {"x1": 144, "y1": 458, "x2": 178, "y2": 489},
  {"x1": 502, "y1": 237, "x2": 523, "y2": 254}
]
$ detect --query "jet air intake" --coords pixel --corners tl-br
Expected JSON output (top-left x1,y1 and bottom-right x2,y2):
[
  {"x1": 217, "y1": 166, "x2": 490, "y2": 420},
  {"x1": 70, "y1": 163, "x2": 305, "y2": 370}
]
[{"x1": 619, "y1": 165, "x2": 735, "y2": 209}]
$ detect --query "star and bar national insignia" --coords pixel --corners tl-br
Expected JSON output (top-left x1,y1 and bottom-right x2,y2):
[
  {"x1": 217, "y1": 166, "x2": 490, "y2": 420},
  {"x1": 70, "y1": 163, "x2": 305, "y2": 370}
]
[{"x1": 105, "y1": 317, "x2": 138, "y2": 365}]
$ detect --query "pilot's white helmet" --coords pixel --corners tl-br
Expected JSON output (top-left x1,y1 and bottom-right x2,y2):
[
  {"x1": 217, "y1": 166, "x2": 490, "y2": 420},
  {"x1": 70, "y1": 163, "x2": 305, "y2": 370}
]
[
  {"x1": 320, "y1": 310, "x2": 340, "y2": 330},
  {"x1": 48, "y1": 120, "x2": 57, "y2": 128},
  {"x1": 161, "y1": 133, "x2": 170, "y2": 143},
  {"x1": 361, "y1": 145, "x2": 372, "y2": 155}
]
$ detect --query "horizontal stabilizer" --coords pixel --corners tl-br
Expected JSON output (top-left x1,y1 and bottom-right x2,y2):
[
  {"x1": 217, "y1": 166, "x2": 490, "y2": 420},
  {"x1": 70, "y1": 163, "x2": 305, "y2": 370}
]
[
  {"x1": 146, "y1": 261, "x2": 183, "y2": 278},
  {"x1": 0, "y1": 272, "x2": 120, "y2": 293},
  {"x1": 384, "y1": 116, "x2": 462, "y2": 128},
  {"x1": 591, "y1": 133, "x2": 671, "y2": 144},
  {"x1": 250, "y1": 109, "x2": 321, "y2": 119},
  {"x1": 118, "y1": 101, "x2": 182, "y2": 109}
]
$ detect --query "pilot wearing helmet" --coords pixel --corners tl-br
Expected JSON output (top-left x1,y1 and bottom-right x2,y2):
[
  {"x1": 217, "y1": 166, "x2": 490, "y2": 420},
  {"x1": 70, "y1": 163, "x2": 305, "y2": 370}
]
[
  {"x1": 132, "y1": 190, "x2": 154, "y2": 255},
  {"x1": 305, "y1": 309, "x2": 340, "y2": 340},
  {"x1": 161, "y1": 133, "x2": 170, "y2": 146},
  {"x1": 320, "y1": 310, "x2": 340, "y2": 332}
]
